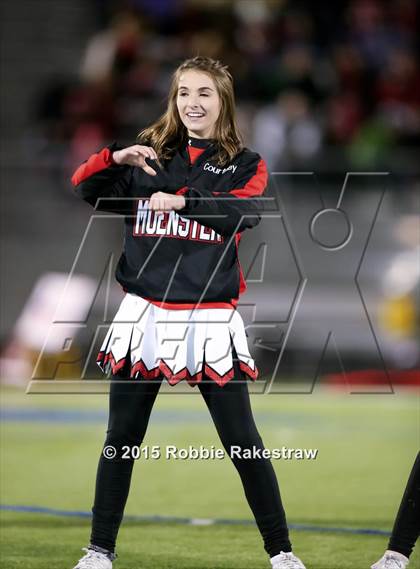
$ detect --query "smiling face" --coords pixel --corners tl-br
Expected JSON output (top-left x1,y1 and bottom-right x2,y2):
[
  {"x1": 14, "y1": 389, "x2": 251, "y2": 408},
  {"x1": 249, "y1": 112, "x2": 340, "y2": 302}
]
[{"x1": 176, "y1": 70, "x2": 221, "y2": 139}]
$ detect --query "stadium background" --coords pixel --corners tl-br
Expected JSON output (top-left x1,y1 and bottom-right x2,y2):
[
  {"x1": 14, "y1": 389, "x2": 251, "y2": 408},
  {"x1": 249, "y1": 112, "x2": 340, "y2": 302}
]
[{"x1": 0, "y1": 1, "x2": 419, "y2": 568}]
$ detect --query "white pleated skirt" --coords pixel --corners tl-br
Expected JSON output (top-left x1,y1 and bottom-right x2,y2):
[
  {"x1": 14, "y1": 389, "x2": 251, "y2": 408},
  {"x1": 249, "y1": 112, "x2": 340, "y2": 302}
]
[{"x1": 96, "y1": 293, "x2": 258, "y2": 387}]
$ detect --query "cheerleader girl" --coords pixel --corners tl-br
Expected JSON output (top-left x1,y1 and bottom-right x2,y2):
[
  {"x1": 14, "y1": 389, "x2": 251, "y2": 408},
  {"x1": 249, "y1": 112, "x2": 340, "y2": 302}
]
[{"x1": 70, "y1": 56, "x2": 306, "y2": 569}]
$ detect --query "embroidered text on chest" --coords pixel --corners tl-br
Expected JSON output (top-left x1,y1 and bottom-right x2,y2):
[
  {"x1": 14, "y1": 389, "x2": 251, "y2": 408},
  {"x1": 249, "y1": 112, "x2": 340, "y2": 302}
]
[
  {"x1": 133, "y1": 200, "x2": 223, "y2": 243},
  {"x1": 203, "y1": 162, "x2": 237, "y2": 175}
]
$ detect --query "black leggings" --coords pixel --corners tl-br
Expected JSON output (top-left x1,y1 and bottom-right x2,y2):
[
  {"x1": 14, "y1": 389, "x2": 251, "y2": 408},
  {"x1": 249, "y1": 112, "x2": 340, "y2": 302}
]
[
  {"x1": 388, "y1": 452, "x2": 420, "y2": 558},
  {"x1": 90, "y1": 360, "x2": 291, "y2": 558}
]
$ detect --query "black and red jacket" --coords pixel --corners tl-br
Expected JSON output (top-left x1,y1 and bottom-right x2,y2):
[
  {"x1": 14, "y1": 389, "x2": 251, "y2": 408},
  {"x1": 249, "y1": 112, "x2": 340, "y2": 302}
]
[{"x1": 71, "y1": 137, "x2": 268, "y2": 309}]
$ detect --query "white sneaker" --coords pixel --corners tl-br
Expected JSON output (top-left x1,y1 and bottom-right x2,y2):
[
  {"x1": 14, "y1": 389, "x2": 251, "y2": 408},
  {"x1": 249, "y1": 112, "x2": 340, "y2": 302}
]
[
  {"x1": 270, "y1": 551, "x2": 306, "y2": 569},
  {"x1": 72, "y1": 547, "x2": 114, "y2": 569},
  {"x1": 371, "y1": 550, "x2": 409, "y2": 569}
]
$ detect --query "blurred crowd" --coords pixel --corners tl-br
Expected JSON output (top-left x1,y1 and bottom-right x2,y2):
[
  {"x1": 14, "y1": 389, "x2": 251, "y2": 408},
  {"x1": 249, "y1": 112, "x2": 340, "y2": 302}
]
[{"x1": 31, "y1": 0, "x2": 420, "y2": 178}]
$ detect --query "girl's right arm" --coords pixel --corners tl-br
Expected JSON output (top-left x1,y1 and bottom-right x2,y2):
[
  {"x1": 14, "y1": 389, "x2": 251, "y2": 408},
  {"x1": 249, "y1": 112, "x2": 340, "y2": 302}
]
[{"x1": 71, "y1": 143, "x2": 157, "y2": 213}]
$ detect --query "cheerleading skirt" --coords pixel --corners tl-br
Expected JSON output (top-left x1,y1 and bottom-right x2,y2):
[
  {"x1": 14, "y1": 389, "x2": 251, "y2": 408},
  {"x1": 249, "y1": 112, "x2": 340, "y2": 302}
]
[{"x1": 96, "y1": 293, "x2": 258, "y2": 387}]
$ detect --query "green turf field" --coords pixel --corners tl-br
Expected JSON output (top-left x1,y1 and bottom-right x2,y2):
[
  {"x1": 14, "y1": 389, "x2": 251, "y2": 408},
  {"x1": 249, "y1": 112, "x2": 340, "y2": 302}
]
[{"x1": 1, "y1": 383, "x2": 419, "y2": 569}]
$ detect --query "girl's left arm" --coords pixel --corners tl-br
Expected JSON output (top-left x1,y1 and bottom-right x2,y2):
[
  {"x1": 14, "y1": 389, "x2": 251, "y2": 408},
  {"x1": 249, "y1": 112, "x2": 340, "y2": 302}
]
[
  {"x1": 71, "y1": 142, "x2": 134, "y2": 214},
  {"x1": 176, "y1": 152, "x2": 268, "y2": 236}
]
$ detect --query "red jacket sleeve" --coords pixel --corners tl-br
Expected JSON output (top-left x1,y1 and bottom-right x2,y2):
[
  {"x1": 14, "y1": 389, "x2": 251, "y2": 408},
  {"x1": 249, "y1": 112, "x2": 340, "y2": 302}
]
[{"x1": 71, "y1": 142, "x2": 133, "y2": 213}]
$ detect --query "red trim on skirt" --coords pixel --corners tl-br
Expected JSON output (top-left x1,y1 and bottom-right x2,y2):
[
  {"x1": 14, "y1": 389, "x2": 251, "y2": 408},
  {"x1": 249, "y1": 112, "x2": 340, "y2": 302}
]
[{"x1": 97, "y1": 350, "x2": 258, "y2": 387}]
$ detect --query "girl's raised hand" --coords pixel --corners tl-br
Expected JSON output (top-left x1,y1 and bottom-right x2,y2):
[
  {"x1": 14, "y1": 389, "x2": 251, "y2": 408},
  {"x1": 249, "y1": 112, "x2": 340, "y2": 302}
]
[{"x1": 112, "y1": 145, "x2": 158, "y2": 176}]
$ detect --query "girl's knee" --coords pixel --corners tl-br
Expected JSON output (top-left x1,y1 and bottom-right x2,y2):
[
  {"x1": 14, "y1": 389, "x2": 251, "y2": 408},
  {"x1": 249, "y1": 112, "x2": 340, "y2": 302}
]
[
  {"x1": 104, "y1": 426, "x2": 146, "y2": 448},
  {"x1": 219, "y1": 427, "x2": 264, "y2": 452}
]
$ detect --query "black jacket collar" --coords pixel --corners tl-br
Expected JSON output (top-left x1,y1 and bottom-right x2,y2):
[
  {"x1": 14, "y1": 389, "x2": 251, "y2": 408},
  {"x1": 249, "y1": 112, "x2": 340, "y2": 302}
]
[
  {"x1": 187, "y1": 136, "x2": 215, "y2": 149},
  {"x1": 178, "y1": 137, "x2": 217, "y2": 167}
]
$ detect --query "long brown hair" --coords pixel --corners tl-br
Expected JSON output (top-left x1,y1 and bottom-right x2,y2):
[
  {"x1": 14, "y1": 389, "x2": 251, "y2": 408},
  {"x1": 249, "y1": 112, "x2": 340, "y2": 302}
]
[{"x1": 137, "y1": 56, "x2": 243, "y2": 166}]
